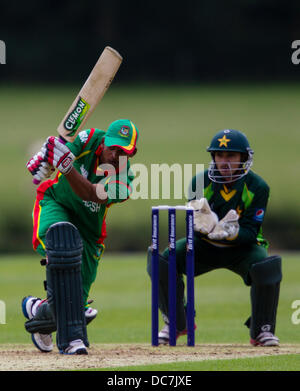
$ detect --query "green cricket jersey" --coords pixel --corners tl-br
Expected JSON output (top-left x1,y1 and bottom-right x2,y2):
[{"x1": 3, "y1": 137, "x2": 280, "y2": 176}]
[
  {"x1": 36, "y1": 128, "x2": 134, "y2": 244},
  {"x1": 188, "y1": 169, "x2": 270, "y2": 248}
]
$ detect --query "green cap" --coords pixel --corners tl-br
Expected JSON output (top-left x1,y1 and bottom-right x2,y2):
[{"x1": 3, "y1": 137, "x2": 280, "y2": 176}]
[
  {"x1": 104, "y1": 119, "x2": 139, "y2": 154},
  {"x1": 207, "y1": 129, "x2": 251, "y2": 153}
]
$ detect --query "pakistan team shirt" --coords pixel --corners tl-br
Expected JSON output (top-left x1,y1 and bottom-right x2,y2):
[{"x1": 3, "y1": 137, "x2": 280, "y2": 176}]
[
  {"x1": 34, "y1": 128, "x2": 134, "y2": 244},
  {"x1": 188, "y1": 170, "x2": 270, "y2": 248}
]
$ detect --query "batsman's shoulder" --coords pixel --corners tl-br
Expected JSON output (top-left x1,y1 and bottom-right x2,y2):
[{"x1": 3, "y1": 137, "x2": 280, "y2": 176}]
[
  {"x1": 93, "y1": 128, "x2": 106, "y2": 138},
  {"x1": 77, "y1": 128, "x2": 105, "y2": 143}
]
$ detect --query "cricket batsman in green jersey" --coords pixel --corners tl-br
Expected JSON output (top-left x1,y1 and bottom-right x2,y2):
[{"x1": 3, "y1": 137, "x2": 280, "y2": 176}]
[
  {"x1": 147, "y1": 129, "x2": 282, "y2": 346},
  {"x1": 23, "y1": 119, "x2": 139, "y2": 354}
]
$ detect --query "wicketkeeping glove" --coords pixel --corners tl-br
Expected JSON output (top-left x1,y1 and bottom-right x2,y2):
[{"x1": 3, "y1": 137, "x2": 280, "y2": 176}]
[
  {"x1": 208, "y1": 209, "x2": 240, "y2": 240},
  {"x1": 187, "y1": 198, "x2": 219, "y2": 234},
  {"x1": 42, "y1": 136, "x2": 75, "y2": 175}
]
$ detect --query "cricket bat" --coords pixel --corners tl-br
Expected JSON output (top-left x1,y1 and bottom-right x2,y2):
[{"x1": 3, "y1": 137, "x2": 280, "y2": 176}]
[
  {"x1": 58, "y1": 46, "x2": 123, "y2": 142},
  {"x1": 32, "y1": 46, "x2": 123, "y2": 184}
]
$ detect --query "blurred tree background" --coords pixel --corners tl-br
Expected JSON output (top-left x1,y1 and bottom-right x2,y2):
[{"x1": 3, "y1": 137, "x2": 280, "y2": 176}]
[
  {"x1": 0, "y1": 0, "x2": 300, "y2": 253},
  {"x1": 1, "y1": 0, "x2": 300, "y2": 83}
]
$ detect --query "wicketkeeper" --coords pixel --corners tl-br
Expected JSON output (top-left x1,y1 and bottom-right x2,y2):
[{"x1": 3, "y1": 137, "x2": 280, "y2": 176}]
[
  {"x1": 147, "y1": 129, "x2": 281, "y2": 346},
  {"x1": 23, "y1": 119, "x2": 139, "y2": 354}
]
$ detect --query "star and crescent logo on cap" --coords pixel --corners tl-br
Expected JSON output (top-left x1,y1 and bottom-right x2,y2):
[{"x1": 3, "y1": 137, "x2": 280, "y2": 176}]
[{"x1": 218, "y1": 134, "x2": 231, "y2": 147}]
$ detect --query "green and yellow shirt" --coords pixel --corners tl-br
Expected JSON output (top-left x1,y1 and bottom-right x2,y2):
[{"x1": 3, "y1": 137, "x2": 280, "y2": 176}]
[
  {"x1": 35, "y1": 128, "x2": 134, "y2": 244},
  {"x1": 188, "y1": 170, "x2": 269, "y2": 248}
]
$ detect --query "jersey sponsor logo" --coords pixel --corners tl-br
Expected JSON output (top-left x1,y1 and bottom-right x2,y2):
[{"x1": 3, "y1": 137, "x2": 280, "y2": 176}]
[
  {"x1": 79, "y1": 130, "x2": 89, "y2": 144},
  {"x1": 254, "y1": 208, "x2": 265, "y2": 222}
]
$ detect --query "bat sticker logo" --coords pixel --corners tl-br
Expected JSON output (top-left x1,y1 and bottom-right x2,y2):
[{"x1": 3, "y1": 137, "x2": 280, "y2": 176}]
[{"x1": 64, "y1": 97, "x2": 90, "y2": 136}]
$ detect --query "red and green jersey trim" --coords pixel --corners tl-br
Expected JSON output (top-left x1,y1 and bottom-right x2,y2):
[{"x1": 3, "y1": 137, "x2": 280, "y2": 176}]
[{"x1": 32, "y1": 173, "x2": 61, "y2": 250}]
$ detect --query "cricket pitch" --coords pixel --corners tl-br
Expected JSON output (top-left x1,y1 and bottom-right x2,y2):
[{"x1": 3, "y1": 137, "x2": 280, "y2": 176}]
[{"x1": 1, "y1": 343, "x2": 300, "y2": 371}]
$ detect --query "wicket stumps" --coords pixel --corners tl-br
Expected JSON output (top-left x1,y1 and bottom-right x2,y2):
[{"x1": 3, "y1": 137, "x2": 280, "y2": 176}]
[{"x1": 151, "y1": 205, "x2": 195, "y2": 347}]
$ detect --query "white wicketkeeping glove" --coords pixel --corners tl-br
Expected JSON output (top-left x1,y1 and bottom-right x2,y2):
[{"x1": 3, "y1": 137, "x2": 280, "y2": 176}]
[
  {"x1": 208, "y1": 209, "x2": 240, "y2": 240},
  {"x1": 187, "y1": 198, "x2": 219, "y2": 234},
  {"x1": 42, "y1": 136, "x2": 75, "y2": 175}
]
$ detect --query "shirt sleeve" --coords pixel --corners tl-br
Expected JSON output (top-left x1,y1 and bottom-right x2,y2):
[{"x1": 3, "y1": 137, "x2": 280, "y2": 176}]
[
  {"x1": 66, "y1": 129, "x2": 96, "y2": 157},
  {"x1": 228, "y1": 183, "x2": 270, "y2": 245}
]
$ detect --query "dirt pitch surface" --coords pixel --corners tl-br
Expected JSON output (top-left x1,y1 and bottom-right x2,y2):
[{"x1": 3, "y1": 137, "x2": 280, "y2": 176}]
[{"x1": 1, "y1": 343, "x2": 300, "y2": 371}]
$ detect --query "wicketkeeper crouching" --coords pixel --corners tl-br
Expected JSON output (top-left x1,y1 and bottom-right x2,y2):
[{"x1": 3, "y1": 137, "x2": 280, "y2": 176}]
[
  {"x1": 23, "y1": 119, "x2": 139, "y2": 354},
  {"x1": 147, "y1": 129, "x2": 282, "y2": 346}
]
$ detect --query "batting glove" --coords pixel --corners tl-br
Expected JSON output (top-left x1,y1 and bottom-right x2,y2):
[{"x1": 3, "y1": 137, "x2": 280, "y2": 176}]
[
  {"x1": 208, "y1": 209, "x2": 240, "y2": 240},
  {"x1": 42, "y1": 136, "x2": 75, "y2": 175},
  {"x1": 26, "y1": 151, "x2": 55, "y2": 184},
  {"x1": 187, "y1": 198, "x2": 219, "y2": 234}
]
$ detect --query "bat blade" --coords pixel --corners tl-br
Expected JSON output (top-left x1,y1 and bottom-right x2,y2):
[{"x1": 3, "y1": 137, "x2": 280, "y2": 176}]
[{"x1": 57, "y1": 46, "x2": 123, "y2": 142}]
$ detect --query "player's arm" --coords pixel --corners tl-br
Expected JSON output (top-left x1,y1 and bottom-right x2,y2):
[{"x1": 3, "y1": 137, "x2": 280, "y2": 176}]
[
  {"x1": 209, "y1": 184, "x2": 269, "y2": 244},
  {"x1": 99, "y1": 168, "x2": 133, "y2": 207},
  {"x1": 40, "y1": 135, "x2": 108, "y2": 203},
  {"x1": 231, "y1": 184, "x2": 270, "y2": 244},
  {"x1": 64, "y1": 167, "x2": 107, "y2": 204}
]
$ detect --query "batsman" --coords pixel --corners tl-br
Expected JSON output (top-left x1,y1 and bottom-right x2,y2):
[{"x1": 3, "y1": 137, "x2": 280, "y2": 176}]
[
  {"x1": 23, "y1": 119, "x2": 139, "y2": 354},
  {"x1": 147, "y1": 129, "x2": 282, "y2": 346}
]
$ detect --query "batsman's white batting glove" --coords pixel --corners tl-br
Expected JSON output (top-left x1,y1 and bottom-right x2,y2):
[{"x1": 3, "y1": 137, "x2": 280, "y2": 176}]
[
  {"x1": 208, "y1": 209, "x2": 240, "y2": 240},
  {"x1": 42, "y1": 136, "x2": 75, "y2": 175},
  {"x1": 26, "y1": 151, "x2": 55, "y2": 184},
  {"x1": 187, "y1": 198, "x2": 219, "y2": 234}
]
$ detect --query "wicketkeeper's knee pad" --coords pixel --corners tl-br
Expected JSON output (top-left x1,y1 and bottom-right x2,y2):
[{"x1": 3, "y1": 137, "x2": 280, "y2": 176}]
[
  {"x1": 46, "y1": 222, "x2": 88, "y2": 351},
  {"x1": 249, "y1": 255, "x2": 282, "y2": 286}
]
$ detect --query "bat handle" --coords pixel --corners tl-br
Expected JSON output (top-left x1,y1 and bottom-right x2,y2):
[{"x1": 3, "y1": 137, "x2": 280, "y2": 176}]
[
  {"x1": 33, "y1": 178, "x2": 41, "y2": 185},
  {"x1": 59, "y1": 135, "x2": 67, "y2": 144}
]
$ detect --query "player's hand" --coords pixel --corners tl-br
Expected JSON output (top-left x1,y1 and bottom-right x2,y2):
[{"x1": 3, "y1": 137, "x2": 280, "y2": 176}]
[
  {"x1": 26, "y1": 151, "x2": 55, "y2": 184},
  {"x1": 187, "y1": 198, "x2": 218, "y2": 234},
  {"x1": 42, "y1": 136, "x2": 75, "y2": 175},
  {"x1": 208, "y1": 209, "x2": 240, "y2": 240}
]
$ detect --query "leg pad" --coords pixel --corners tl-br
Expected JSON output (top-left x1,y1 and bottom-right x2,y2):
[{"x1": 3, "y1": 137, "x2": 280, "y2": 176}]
[
  {"x1": 46, "y1": 222, "x2": 88, "y2": 351},
  {"x1": 247, "y1": 255, "x2": 282, "y2": 338}
]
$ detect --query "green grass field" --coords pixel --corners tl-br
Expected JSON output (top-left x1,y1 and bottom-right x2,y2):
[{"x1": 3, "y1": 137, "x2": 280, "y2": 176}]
[
  {"x1": 0, "y1": 252, "x2": 300, "y2": 370},
  {"x1": 0, "y1": 83, "x2": 300, "y2": 370},
  {"x1": 96, "y1": 355, "x2": 300, "y2": 371}
]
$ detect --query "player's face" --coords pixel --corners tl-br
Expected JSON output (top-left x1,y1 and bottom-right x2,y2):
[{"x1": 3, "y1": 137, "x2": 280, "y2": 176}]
[
  {"x1": 101, "y1": 145, "x2": 128, "y2": 168},
  {"x1": 214, "y1": 151, "x2": 242, "y2": 182}
]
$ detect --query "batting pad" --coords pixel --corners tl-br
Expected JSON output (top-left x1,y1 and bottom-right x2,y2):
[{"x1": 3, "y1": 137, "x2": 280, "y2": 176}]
[{"x1": 46, "y1": 222, "x2": 88, "y2": 352}]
